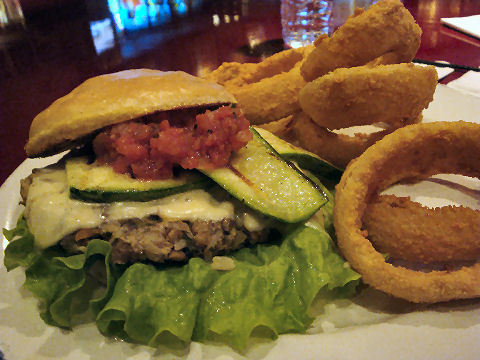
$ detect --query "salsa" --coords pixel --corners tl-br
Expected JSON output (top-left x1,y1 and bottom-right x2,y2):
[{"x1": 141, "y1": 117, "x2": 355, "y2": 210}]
[{"x1": 93, "y1": 106, "x2": 252, "y2": 180}]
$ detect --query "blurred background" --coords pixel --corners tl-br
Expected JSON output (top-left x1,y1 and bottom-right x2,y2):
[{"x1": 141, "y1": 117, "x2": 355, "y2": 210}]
[
  {"x1": 1, "y1": 0, "x2": 285, "y2": 81},
  {"x1": 1, "y1": 0, "x2": 480, "y2": 184}
]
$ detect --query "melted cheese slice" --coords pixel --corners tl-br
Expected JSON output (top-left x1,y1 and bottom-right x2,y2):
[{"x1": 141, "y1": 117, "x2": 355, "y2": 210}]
[{"x1": 24, "y1": 168, "x2": 250, "y2": 249}]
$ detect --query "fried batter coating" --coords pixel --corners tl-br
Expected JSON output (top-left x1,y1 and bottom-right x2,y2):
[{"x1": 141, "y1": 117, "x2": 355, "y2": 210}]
[
  {"x1": 204, "y1": 47, "x2": 312, "y2": 125},
  {"x1": 230, "y1": 65, "x2": 306, "y2": 124},
  {"x1": 301, "y1": 0, "x2": 421, "y2": 81},
  {"x1": 364, "y1": 195, "x2": 480, "y2": 263},
  {"x1": 204, "y1": 62, "x2": 258, "y2": 88},
  {"x1": 299, "y1": 63, "x2": 437, "y2": 130},
  {"x1": 293, "y1": 111, "x2": 422, "y2": 169},
  {"x1": 257, "y1": 113, "x2": 295, "y2": 139},
  {"x1": 205, "y1": 46, "x2": 311, "y2": 87},
  {"x1": 334, "y1": 121, "x2": 480, "y2": 303},
  {"x1": 293, "y1": 113, "x2": 389, "y2": 169}
]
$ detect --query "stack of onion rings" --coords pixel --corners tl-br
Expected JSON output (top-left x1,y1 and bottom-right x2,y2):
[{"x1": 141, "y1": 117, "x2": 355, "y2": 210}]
[
  {"x1": 205, "y1": 0, "x2": 436, "y2": 169},
  {"x1": 334, "y1": 121, "x2": 480, "y2": 303},
  {"x1": 290, "y1": 0, "x2": 436, "y2": 168}
]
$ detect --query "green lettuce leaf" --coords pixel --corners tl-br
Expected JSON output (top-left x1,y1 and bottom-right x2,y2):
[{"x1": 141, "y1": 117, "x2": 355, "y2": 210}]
[
  {"x1": 4, "y1": 217, "x2": 359, "y2": 350},
  {"x1": 97, "y1": 226, "x2": 360, "y2": 349},
  {"x1": 3, "y1": 216, "x2": 38, "y2": 271},
  {"x1": 3, "y1": 216, "x2": 121, "y2": 328},
  {"x1": 194, "y1": 226, "x2": 359, "y2": 348}
]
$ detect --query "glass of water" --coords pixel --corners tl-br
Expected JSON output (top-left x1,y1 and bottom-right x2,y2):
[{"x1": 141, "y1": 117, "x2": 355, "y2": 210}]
[
  {"x1": 281, "y1": 0, "x2": 332, "y2": 48},
  {"x1": 281, "y1": 0, "x2": 380, "y2": 48}
]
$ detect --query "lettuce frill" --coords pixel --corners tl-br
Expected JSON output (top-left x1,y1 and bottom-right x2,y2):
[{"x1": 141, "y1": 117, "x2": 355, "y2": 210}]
[{"x1": 4, "y1": 217, "x2": 359, "y2": 350}]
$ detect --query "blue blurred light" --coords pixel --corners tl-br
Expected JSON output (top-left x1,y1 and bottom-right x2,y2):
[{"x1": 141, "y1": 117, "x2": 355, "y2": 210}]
[
  {"x1": 90, "y1": 18, "x2": 116, "y2": 54},
  {"x1": 107, "y1": 0, "x2": 124, "y2": 31},
  {"x1": 106, "y1": 0, "x2": 178, "y2": 31},
  {"x1": 174, "y1": 0, "x2": 188, "y2": 16}
]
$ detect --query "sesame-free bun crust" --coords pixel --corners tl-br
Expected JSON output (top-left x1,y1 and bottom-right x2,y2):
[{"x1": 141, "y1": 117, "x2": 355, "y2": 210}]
[{"x1": 26, "y1": 69, "x2": 237, "y2": 157}]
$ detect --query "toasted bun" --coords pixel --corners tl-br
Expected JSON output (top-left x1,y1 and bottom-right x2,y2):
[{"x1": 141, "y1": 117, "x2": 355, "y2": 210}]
[{"x1": 26, "y1": 69, "x2": 237, "y2": 157}]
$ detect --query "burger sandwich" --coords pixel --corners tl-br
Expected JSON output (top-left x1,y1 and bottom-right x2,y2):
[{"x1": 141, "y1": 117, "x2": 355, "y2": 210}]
[{"x1": 4, "y1": 69, "x2": 359, "y2": 349}]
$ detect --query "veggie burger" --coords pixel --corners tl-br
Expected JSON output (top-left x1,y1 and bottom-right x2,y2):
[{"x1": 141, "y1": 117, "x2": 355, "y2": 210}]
[
  {"x1": 5, "y1": 69, "x2": 361, "y2": 349},
  {"x1": 20, "y1": 69, "x2": 325, "y2": 265}
]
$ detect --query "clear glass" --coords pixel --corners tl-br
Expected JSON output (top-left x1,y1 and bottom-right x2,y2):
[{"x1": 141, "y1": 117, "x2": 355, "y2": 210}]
[
  {"x1": 281, "y1": 0, "x2": 381, "y2": 48},
  {"x1": 329, "y1": 0, "x2": 379, "y2": 33},
  {"x1": 281, "y1": 0, "x2": 333, "y2": 48}
]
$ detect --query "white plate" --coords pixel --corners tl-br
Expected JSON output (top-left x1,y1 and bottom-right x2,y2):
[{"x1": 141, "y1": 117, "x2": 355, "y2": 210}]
[{"x1": 1, "y1": 85, "x2": 480, "y2": 360}]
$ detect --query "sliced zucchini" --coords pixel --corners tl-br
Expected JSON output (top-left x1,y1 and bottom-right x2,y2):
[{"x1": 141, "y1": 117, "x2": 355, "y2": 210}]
[
  {"x1": 253, "y1": 127, "x2": 343, "y2": 181},
  {"x1": 66, "y1": 157, "x2": 210, "y2": 203},
  {"x1": 201, "y1": 127, "x2": 328, "y2": 223}
]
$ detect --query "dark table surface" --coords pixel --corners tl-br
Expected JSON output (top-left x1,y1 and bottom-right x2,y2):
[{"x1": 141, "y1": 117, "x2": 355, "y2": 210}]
[{"x1": 1, "y1": 0, "x2": 479, "y2": 185}]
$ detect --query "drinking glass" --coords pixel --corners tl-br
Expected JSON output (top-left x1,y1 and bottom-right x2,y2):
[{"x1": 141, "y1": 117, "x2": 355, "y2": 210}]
[
  {"x1": 281, "y1": 0, "x2": 380, "y2": 48},
  {"x1": 281, "y1": 0, "x2": 332, "y2": 48}
]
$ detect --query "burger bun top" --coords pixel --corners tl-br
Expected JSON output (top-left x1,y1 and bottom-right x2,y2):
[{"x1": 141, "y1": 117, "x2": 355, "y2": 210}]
[{"x1": 25, "y1": 69, "x2": 237, "y2": 157}]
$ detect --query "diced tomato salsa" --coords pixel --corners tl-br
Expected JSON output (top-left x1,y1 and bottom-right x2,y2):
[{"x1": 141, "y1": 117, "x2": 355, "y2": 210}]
[{"x1": 93, "y1": 106, "x2": 252, "y2": 180}]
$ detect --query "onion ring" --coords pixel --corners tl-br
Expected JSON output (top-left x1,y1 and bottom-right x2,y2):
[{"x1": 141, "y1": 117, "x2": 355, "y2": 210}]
[
  {"x1": 363, "y1": 194, "x2": 480, "y2": 263},
  {"x1": 298, "y1": 63, "x2": 437, "y2": 130},
  {"x1": 293, "y1": 112, "x2": 421, "y2": 169},
  {"x1": 365, "y1": 51, "x2": 410, "y2": 67},
  {"x1": 300, "y1": 0, "x2": 421, "y2": 81},
  {"x1": 204, "y1": 47, "x2": 312, "y2": 125},
  {"x1": 256, "y1": 113, "x2": 295, "y2": 139},
  {"x1": 205, "y1": 46, "x2": 311, "y2": 88},
  {"x1": 228, "y1": 64, "x2": 306, "y2": 124},
  {"x1": 334, "y1": 121, "x2": 480, "y2": 303},
  {"x1": 204, "y1": 62, "x2": 258, "y2": 88}
]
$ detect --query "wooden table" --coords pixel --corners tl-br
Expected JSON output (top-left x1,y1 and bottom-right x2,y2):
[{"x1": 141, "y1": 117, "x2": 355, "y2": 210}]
[{"x1": 1, "y1": 0, "x2": 479, "y2": 185}]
